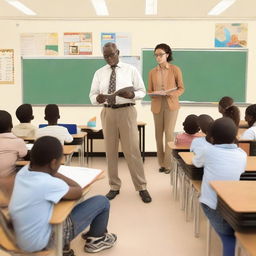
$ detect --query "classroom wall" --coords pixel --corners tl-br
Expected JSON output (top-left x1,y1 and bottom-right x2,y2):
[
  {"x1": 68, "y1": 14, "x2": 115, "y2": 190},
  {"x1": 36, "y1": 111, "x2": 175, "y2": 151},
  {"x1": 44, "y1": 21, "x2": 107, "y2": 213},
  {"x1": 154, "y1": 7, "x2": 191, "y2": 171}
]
[{"x1": 0, "y1": 19, "x2": 254, "y2": 151}]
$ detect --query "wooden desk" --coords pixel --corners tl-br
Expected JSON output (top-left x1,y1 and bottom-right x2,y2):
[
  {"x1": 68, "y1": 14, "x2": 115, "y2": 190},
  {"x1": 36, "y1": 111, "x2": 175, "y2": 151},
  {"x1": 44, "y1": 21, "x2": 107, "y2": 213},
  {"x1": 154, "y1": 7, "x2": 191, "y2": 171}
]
[
  {"x1": 211, "y1": 181, "x2": 256, "y2": 231},
  {"x1": 79, "y1": 121, "x2": 147, "y2": 163},
  {"x1": 235, "y1": 231, "x2": 256, "y2": 256},
  {"x1": 50, "y1": 170, "x2": 104, "y2": 256},
  {"x1": 178, "y1": 152, "x2": 256, "y2": 172},
  {"x1": 168, "y1": 141, "x2": 190, "y2": 151},
  {"x1": 239, "y1": 120, "x2": 249, "y2": 129},
  {"x1": 63, "y1": 145, "x2": 79, "y2": 165}
]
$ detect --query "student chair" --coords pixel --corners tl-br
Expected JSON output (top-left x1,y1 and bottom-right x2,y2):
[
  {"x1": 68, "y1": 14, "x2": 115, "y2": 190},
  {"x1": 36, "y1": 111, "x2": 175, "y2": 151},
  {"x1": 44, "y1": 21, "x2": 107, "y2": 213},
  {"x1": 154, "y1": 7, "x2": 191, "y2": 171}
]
[
  {"x1": 39, "y1": 124, "x2": 77, "y2": 134},
  {"x1": 0, "y1": 209, "x2": 53, "y2": 256}
]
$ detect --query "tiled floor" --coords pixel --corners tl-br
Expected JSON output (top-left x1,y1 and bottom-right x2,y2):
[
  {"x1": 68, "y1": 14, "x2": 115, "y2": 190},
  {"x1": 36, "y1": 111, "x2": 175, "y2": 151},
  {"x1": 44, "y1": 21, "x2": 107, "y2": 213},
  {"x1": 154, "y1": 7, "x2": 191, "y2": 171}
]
[{"x1": 1, "y1": 156, "x2": 223, "y2": 256}]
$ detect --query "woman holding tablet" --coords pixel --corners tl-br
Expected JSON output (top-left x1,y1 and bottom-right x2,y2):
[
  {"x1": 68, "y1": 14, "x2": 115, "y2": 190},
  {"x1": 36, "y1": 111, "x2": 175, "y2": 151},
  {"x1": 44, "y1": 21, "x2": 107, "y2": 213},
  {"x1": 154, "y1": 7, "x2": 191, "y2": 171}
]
[{"x1": 148, "y1": 43, "x2": 185, "y2": 174}]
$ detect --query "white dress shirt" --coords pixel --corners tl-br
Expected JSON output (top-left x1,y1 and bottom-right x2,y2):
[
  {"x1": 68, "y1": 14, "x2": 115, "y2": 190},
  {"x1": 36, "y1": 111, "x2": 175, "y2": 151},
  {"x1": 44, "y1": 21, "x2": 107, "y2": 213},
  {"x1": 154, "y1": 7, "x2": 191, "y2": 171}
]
[
  {"x1": 36, "y1": 126, "x2": 73, "y2": 145},
  {"x1": 90, "y1": 62, "x2": 146, "y2": 105},
  {"x1": 195, "y1": 144, "x2": 246, "y2": 210},
  {"x1": 191, "y1": 137, "x2": 211, "y2": 167},
  {"x1": 240, "y1": 122, "x2": 256, "y2": 140}
]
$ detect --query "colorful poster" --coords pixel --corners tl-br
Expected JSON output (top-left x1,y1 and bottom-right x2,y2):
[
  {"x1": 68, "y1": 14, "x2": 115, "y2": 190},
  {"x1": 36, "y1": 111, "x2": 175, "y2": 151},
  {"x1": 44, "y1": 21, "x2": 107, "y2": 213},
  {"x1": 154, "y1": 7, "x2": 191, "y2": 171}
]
[
  {"x1": 101, "y1": 32, "x2": 131, "y2": 55},
  {"x1": 215, "y1": 23, "x2": 247, "y2": 48},
  {"x1": 64, "y1": 32, "x2": 92, "y2": 55},
  {"x1": 0, "y1": 49, "x2": 14, "y2": 84},
  {"x1": 101, "y1": 33, "x2": 116, "y2": 49},
  {"x1": 21, "y1": 33, "x2": 58, "y2": 55}
]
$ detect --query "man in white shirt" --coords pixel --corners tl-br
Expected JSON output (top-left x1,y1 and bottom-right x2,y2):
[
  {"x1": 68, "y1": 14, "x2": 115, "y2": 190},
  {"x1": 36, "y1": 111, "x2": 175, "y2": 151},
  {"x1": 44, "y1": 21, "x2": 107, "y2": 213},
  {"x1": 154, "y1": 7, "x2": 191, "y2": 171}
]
[
  {"x1": 90, "y1": 43, "x2": 151, "y2": 203},
  {"x1": 36, "y1": 104, "x2": 73, "y2": 145}
]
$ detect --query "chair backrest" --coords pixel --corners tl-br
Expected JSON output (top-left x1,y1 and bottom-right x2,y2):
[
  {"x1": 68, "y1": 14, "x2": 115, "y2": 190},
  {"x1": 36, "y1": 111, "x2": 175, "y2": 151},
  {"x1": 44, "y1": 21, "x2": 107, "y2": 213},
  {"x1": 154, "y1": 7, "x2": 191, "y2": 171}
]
[
  {"x1": 0, "y1": 209, "x2": 19, "y2": 252},
  {"x1": 39, "y1": 124, "x2": 77, "y2": 134},
  {"x1": 0, "y1": 209, "x2": 53, "y2": 255}
]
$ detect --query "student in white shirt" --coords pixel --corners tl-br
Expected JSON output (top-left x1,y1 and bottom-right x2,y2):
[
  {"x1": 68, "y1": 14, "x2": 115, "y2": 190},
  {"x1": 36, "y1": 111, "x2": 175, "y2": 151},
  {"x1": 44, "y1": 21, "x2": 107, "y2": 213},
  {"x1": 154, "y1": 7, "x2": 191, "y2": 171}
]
[
  {"x1": 190, "y1": 114, "x2": 214, "y2": 166},
  {"x1": 12, "y1": 104, "x2": 37, "y2": 138},
  {"x1": 9, "y1": 136, "x2": 117, "y2": 255},
  {"x1": 240, "y1": 104, "x2": 256, "y2": 140},
  {"x1": 36, "y1": 104, "x2": 73, "y2": 145},
  {"x1": 193, "y1": 117, "x2": 246, "y2": 256}
]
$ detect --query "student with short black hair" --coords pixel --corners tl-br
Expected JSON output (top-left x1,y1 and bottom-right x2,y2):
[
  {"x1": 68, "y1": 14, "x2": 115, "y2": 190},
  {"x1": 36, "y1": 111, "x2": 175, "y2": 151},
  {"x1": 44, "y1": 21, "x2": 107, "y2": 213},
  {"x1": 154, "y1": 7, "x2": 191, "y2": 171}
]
[
  {"x1": 0, "y1": 110, "x2": 27, "y2": 177},
  {"x1": 175, "y1": 114, "x2": 201, "y2": 146},
  {"x1": 12, "y1": 104, "x2": 37, "y2": 138},
  {"x1": 36, "y1": 104, "x2": 73, "y2": 145},
  {"x1": 218, "y1": 96, "x2": 234, "y2": 115},
  {"x1": 190, "y1": 114, "x2": 214, "y2": 166},
  {"x1": 240, "y1": 104, "x2": 256, "y2": 140},
  {"x1": 193, "y1": 117, "x2": 246, "y2": 256},
  {"x1": 9, "y1": 136, "x2": 117, "y2": 255}
]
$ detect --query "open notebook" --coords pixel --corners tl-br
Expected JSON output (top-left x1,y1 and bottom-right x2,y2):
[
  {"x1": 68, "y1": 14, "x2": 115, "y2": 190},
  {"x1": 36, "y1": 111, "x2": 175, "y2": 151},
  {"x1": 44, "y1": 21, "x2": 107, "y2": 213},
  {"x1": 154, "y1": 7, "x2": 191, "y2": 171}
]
[{"x1": 58, "y1": 165, "x2": 103, "y2": 189}]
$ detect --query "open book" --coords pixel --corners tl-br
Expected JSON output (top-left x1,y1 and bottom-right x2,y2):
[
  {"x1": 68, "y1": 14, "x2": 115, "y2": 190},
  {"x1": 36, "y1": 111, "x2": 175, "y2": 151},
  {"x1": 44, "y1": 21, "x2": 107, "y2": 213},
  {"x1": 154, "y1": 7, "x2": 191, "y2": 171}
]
[
  {"x1": 148, "y1": 87, "x2": 177, "y2": 96},
  {"x1": 58, "y1": 165, "x2": 103, "y2": 188},
  {"x1": 102, "y1": 86, "x2": 134, "y2": 101}
]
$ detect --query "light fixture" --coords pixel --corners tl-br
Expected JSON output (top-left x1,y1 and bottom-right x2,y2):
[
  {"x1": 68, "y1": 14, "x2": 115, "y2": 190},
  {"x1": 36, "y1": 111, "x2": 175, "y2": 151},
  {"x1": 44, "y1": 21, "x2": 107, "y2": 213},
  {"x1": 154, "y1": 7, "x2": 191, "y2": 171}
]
[
  {"x1": 90, "y1": 0, "x2": 109, "y2": 16},
  {"x1": 208, "y1": 0, "x2": 236, "y2": 16},
  {"x1": 5, "y1": 0, "x2": 36, "y2": 15},
  {"x1": 145, "y1": 0, "x2": 157, "y2": 15}
]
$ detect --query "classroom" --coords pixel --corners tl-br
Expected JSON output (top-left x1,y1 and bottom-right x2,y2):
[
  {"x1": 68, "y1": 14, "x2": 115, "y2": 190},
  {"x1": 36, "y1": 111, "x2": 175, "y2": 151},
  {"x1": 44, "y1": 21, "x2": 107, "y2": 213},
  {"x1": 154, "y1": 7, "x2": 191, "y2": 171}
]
[{"x1": 0, "y1": 0, "x2": 256, "y2": 256}]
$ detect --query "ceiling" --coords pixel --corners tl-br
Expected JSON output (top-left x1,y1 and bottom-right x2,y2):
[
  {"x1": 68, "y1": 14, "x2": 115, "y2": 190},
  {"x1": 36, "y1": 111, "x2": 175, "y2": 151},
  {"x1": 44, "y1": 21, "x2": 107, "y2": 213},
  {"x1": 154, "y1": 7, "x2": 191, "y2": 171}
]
[{"x1": 0, "y1": 0, "x2": 255, "y2": 20}]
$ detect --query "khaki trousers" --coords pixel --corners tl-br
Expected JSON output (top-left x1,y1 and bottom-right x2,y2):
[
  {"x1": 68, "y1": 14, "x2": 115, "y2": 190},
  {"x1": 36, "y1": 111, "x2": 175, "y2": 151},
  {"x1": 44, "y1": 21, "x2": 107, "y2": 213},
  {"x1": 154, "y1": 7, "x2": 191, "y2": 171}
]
[
  {"x1": 153, "y1": 97, "x2": 178, "y2": 170},
  {"x1": 101, "y1": 106, "x2": 147, "y2": 191}
]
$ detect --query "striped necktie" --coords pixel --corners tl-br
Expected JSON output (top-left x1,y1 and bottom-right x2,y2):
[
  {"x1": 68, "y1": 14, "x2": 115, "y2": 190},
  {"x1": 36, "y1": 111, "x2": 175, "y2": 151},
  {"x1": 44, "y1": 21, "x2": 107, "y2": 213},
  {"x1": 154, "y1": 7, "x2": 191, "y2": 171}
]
[{"x1": 108, "y1": 66, "x2": 116, "y2": 105}]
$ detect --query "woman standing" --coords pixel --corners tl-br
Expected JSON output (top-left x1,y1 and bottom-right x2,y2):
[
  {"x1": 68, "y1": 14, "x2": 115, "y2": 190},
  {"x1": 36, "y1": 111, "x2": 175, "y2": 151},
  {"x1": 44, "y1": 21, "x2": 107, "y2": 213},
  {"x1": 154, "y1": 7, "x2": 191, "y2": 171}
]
[{"x1": 148, "y1": 43, "x2": 184, "y2": 173}]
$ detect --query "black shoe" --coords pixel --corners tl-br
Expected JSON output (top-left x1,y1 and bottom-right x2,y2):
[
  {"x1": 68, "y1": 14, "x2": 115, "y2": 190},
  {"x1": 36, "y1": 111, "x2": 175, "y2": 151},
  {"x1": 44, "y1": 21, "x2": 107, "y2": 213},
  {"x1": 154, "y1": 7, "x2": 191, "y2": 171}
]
[
  {"x1": 159, "y1": 167, "x2": 166, "y2": 173},
  {"x1": 164, "y1": 169, "x2": 171, "y2": 174},
  {"x1": 139, "y1": 190, "x2": 152, "y2": 203},
  {"x1": 63, "y1": 246, "x2": 75, "y2": 256},
  {"x1": 105, "y1": 190, "x2": 120, "y2": 200}
]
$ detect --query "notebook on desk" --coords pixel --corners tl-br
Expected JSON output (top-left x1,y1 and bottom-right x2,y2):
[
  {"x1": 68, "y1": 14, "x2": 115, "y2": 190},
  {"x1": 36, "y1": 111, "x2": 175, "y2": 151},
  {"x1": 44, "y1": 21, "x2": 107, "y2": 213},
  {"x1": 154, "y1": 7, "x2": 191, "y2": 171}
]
[{"x1": 58, "y1": 165, "x2": 103, "y2": 188}]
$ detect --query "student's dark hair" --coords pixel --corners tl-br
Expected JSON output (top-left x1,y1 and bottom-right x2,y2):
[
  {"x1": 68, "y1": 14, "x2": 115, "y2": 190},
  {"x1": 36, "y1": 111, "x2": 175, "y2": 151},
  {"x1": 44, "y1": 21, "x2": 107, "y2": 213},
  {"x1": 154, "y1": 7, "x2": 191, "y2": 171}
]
[
  {"x1": 16, "y1": 104, "x2": 34, "y2": 123},
  {"x1": 211, "y1": 117, "x2": 237, "y2": 144},
  {"x1": 30, "y1": 136, "x2": 63, "y2": 166},
  {"x1": 0, "y1": 110, "x2": 13, "y2": 133},
  {"x1": 245, "y1": 104, "x2": 256, "y2": 127},
  {"x1": 219, "y1": 96, "x2": 234, "y2": 110},
  {"x1": 154, "y1": 43, "x2": 173, "y2": 62},
  {"x1": 44, "y1": 104, "x2": 60, "y2": 122},
  {"x1": 197, "y1": 114, "x2": 214, "y2": 134},
  {"x1": 183, "y1": 114, "x2": 200, "y2": 135},
  {"x1": 223, "y1": 105, "x2": 240, "y2": 127}
]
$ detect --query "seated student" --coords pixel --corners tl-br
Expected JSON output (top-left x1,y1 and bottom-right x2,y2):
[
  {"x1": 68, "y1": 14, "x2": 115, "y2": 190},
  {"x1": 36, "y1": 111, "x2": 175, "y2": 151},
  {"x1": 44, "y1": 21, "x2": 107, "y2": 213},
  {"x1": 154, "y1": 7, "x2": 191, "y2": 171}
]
[
  {"x1": 190, "y1": 114, "x2": 214, "y2": 166},
  {"x1": 193, "y1": 117, "x2": 246, "y2": 256},
  {"x1": 175, "y1": 114, "x2": 201, "y2": 146},
  {"x1": 12, "y1": 104, "x2": 37, "y2": 138},
  {"x1": 223, "y1": 106, "x2": 240, "y2": 127},
  {"x1": 0, "y1": 110, "x2": 27, "y2": 178},
  {"x1": 36, "y1": 104, "x2": 73, "y2": 145},
  {"x1": 240, "y1": 104, "x2": 256, "y2": 140},
  {"x1": 218, "y1": 96, "x2": 234, "y2": 116},
  {"x1": 9, "y1": 136, "x2": 117, "y2": 255}
]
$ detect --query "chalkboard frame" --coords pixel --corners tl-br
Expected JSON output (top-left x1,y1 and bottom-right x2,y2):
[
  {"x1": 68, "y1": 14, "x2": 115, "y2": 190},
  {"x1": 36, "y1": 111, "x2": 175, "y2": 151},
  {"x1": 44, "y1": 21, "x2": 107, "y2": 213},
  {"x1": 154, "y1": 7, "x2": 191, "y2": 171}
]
[{"x1": 142, "y1": 48, "x2": 248, "y2": 103}]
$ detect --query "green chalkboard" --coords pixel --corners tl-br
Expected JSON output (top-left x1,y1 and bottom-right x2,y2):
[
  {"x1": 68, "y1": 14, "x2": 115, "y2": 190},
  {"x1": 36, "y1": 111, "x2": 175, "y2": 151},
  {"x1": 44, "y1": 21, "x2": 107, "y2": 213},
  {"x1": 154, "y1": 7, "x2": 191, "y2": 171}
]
[
  {"x1": 22, "y1": 57, "x2": 106, "y2": 105},
  {"x1": 142, "y1": 49, "x2": 248, "y2": 102}
]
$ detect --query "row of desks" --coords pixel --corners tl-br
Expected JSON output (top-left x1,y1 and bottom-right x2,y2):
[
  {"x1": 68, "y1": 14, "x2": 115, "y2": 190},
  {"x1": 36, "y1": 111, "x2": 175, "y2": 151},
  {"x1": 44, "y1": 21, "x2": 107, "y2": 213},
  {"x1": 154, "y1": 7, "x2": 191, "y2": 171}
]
[{"x1": 169, "y1": 139, "x2": 256, "y2": 256}]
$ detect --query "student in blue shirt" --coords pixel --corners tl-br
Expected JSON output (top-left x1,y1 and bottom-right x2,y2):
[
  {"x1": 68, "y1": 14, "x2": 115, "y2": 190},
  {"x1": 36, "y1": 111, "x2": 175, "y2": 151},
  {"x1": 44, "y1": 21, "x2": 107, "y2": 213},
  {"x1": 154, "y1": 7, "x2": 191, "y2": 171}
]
[
  {"x1": 9, "y1": 136, "x2": 117, "y2": 256},
  {"x1": 190, "y1": 114, "x2": 214, "y2": 167},
  {"x1": 193, "y1": 117, "x2": 246, "y2": 256}
]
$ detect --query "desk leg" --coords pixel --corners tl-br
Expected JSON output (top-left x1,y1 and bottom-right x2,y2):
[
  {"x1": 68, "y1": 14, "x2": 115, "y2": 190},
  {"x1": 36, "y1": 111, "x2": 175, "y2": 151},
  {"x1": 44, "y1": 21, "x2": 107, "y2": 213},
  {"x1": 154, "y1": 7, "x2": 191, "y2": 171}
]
[
  {"x1": 54, "y1": 224, "x2": 63, "y2": 256},
  {"x1": 206, "y1": 220, "x2": 212, "y2": 256},
  {"x1": 87, "y1": 137, "x2": 89, "y2": 164},
  {"x1": 142, "y1": 126, "x2": 145, "y2": 162},
  {"x1": 81, "y1": 138, "x2": 85, "y2": 166}
]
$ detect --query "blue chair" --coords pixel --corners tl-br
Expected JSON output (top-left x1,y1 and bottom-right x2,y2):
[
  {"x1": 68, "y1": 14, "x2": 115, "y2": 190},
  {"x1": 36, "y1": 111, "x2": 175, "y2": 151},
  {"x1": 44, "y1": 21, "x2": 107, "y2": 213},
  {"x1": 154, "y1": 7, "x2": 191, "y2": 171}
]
[{"x1": 39, "y1": 124, "x2": 77, "y2": 134}]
